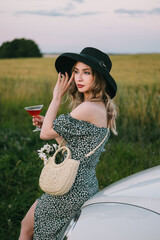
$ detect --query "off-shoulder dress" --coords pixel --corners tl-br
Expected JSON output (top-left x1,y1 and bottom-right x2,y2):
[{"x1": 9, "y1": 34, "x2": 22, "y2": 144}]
[{"x1": 33, "y1": 113, "x2": 109, "y2": 240}]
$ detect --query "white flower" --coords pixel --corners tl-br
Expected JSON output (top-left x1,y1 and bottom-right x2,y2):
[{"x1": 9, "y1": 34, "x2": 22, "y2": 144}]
[
  {"x1": 43, "y1": 157, "x2": 48, "y2": 165},
  {"x1": 37, "y1": 143, "x2": 58, "y2": 165},
  {"x1": 52, "y1": 144, "x2": 58, "y2": 151},
  {"x1": 42, "y1": 144, "x2": 50, "y2": 153},
  {"x1": 38, "y1": 152, "x2": 46, "y2": 160}
]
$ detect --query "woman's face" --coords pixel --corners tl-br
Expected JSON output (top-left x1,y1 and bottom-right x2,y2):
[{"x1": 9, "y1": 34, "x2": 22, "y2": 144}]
[{"x1": 73, "y1": 62, "x2": 94, "y2": 99}]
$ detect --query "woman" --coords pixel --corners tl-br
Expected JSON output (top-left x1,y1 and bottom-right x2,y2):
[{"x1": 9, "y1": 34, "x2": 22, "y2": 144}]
[{"x1": 19, "y1": 47, "x2": 117, "y2": 239}]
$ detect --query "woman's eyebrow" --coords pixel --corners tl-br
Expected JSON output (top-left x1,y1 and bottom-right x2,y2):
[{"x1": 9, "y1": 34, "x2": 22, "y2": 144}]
[{"x1": 74, "y1": 67, "x2": 91, "y2": 71}]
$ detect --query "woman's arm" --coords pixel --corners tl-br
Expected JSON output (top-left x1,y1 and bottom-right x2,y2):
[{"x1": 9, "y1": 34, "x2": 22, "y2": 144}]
[
  {"x1": 40, "y1": 72, "x2": 74, "y2": 140},
  {"x1": 40, "y1": 98, "x2": 61, "y2": 140}
]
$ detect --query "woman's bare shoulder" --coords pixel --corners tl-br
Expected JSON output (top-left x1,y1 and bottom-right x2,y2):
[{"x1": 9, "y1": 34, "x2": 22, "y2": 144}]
[
  {"x1": 70, "y1": 102, "x2": 92, "y2": 122},
  {"x1": 70, "y1": 102, "x2": 107, "y2": 127}
]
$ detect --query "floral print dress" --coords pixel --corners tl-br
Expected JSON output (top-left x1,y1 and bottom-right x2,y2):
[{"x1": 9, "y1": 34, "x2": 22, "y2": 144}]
[{"x1": 33, "y1": 113, "x2": 109, "y2": 240}]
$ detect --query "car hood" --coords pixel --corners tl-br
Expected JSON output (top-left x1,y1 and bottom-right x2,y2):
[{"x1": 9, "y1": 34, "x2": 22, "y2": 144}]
[{"x1": 83, "y1": 166, "x2": 160, "y2": 214}]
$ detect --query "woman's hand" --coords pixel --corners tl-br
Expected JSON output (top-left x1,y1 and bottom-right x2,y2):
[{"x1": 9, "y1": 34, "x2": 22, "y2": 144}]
[
  {"x1": 39, "y1": 72, "x2": 74, "y2": 140},
  {"x1": 53, "y1": 72, "x2": 74, "y2": 100},
  {"x1": 32, "y1": 115, "x2": 44, "y2": 129}
]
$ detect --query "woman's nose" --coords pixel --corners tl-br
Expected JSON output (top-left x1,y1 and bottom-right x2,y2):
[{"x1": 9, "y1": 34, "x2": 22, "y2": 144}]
[{"x1": 77, "y1": 72, "x2": 83, "y2": 81}]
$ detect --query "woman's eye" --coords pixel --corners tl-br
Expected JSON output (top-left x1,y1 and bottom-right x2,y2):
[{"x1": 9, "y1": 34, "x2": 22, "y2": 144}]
[
  {"x1": 74, "y1": 70, "x2": 78, "y2": 74},
  {"x1": 84, "y1": 72, "x2": 90, "y2": 75}
]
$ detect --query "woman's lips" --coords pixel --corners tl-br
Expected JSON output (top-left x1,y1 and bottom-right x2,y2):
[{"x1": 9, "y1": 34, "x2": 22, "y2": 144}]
[{"x1": 77, "y1": 84, "x2": 84, "y2": 88}]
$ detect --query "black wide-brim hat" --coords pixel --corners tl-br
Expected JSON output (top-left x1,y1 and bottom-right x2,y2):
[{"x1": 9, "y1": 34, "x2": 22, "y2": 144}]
[{"x1": 55, "y1": 47, "x2": 117, "y2": 98}]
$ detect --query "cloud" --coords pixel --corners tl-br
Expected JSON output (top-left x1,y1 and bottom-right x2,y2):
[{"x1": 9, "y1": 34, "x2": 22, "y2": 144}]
[
  {"x1": 115, "y1": 8, "x2": 160, "y2": 16},
  {"x1": 149, "y1": 8, "x2": 160, "y2": 14},
  {"x1": 115, "y1": 9, "x2": 145, "y2": 16},
  {"x1": 72, "y1": 0, "x2": 84, "y2": 2},
  {"x1": 69, "y1": 11, "x2": 101, "y2": 17},
  {"x1": 16, "y1": 10, "x2": 102, "y2": 18},
  {"x1": 15, "y1": 0, "x2": 102, "y2": 18},
  {"x1": 64, "y1": 2, "x2": 75, "y2": 11},
  {"x1": 16, "y1": 10, "x2": 63, "y2": 17}
]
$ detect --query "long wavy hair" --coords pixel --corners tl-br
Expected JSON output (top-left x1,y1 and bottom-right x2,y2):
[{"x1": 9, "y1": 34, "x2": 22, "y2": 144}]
[{"x1": 68, "y1": 64, "x2": 118, "y2": 135}]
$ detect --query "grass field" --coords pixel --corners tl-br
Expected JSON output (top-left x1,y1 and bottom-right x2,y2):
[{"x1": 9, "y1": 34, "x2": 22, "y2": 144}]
[{"x1": 0, "y1": 54, "x2": 160, "y2": 239}]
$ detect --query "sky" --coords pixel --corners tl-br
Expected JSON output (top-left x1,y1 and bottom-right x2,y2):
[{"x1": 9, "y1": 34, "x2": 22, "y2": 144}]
[{"x1": 0, "y1": 0, "x2": 160, "y2": 54}]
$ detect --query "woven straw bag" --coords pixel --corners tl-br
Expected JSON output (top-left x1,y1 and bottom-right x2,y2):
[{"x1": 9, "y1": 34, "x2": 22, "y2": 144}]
[
  {"x1": 39, "y1": 129, "x2": 109, "y2": 196},
  {"x1": 39, "y1": 146, "x2": 80, "y2": 196}
]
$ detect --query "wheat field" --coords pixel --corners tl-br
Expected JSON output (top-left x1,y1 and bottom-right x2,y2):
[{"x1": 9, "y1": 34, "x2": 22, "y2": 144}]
[
  {"x1": 0, "y1": 54, "x2": 160, "y2": 239},
  {"x1": 0, "y1": 54, "x2": 159, "y2": 128}
]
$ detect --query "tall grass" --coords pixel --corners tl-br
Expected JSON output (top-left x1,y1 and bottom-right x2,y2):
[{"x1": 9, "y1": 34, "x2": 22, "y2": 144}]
[{"x1": 0, "y1": 54, "x2": 160, "y2": 239}]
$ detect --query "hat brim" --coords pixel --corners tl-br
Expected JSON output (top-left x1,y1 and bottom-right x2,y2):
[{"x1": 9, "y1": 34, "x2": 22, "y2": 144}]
[{"x1": 55, "y1": 53, "x2": 117, "y2": 98}]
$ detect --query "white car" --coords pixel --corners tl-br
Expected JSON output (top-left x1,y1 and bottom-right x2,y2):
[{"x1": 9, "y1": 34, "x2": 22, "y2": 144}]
[{"x1": 62, "y1": 165, "x2": 160, "y2": 240}]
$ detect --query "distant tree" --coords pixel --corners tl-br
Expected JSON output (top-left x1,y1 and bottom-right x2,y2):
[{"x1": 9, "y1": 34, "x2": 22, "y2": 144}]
[{"x1": 0, "y1": 38, "x2": 42, "y2": 58}]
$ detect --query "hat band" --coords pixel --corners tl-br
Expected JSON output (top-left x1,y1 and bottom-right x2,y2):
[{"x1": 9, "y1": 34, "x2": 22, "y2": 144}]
[{"x1": 80, "y1": 54, "x2": 109, "y2": 72}]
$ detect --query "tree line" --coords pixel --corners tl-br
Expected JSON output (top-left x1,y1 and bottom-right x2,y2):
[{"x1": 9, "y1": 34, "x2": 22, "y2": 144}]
[{"x1": 0, "y1": 38, "x2": 42, "y2": 58}]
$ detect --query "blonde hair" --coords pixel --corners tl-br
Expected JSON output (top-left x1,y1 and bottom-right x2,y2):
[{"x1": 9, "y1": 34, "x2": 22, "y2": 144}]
[{"x1": 69, "y1": 65, "x2": 118, "y2": 135}]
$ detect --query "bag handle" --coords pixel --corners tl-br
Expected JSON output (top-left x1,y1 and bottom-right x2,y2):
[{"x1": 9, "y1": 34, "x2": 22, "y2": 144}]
[
  {"x1": 52, "y1": 146, "x2": 71, "y2": 166},
  {"x1": 57, "y1": 128, "x2": 109, "y2": 161},
  {"x1": 85, "y1": 129, "x2": 109, "y2": 158},
  {"x1": 59, "y1": 138, "x2": 65, "y2": 147}
]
